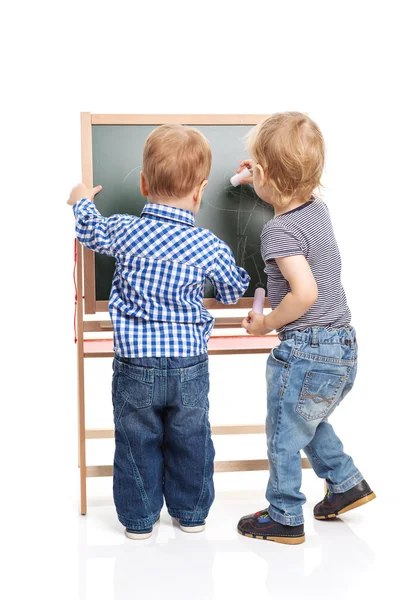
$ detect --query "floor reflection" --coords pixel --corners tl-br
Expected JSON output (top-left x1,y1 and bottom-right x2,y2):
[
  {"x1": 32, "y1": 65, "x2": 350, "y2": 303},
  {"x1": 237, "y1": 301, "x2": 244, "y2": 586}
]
[{"x1": 78, "y1": 494, "x2": 374, "y2": 600}]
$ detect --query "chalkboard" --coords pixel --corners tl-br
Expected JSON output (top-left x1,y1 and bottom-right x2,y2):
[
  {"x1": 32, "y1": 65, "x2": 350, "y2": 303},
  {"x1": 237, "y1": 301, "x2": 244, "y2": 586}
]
[{"x1": 92, "y1": 125, "x2": 273, "y2": 301}]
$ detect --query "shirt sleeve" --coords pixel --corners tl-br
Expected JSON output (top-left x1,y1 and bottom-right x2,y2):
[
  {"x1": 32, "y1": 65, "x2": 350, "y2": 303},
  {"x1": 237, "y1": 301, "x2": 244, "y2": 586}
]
[
  {"x1": 207, "y1": 240, "x2": 250, "y2": 304},
  {"x1": 73, "y1": 198, "x2": 124, "y2": 256},
  {"x1": 261, "y1": 221, "x2": 304, "y2": 263}
]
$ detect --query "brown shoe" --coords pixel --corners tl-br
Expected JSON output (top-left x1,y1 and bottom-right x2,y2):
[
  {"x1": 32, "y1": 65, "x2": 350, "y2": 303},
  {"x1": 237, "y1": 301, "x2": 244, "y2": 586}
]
[
  {"x1": 238, "y1": 509, "x2": 305, "y2": 545},
  {"x1": 314, "y1": 480, "x2": 376, "y2": 520}
]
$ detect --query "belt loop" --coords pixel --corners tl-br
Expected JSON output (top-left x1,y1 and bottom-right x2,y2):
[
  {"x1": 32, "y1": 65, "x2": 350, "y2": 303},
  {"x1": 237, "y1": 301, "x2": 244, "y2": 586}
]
[{"x1": 311, "y1": 327, "x2": 319, "y2": 348}]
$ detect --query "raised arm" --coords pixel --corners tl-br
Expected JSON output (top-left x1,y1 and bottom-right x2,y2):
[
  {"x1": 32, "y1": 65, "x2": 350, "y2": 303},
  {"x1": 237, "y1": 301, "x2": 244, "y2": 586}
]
[
  {"x1": 207, "y1": 240, "x2": 250, "y2": 304},
  {"x1": 68, "y1": 183, "x2": 121, "y2": 256}
]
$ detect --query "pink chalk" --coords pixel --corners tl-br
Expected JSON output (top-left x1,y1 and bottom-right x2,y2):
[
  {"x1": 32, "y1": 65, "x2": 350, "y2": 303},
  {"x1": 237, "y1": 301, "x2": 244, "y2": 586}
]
[{"x1": 252, "y1": 287, "x2": 265, "y2": 314}]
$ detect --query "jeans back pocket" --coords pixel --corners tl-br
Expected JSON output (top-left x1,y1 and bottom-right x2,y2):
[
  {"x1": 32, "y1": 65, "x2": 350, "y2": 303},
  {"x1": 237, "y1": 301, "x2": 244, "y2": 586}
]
[
  {"x1": 180, "y1": 360, "x2": 209, "y2": 408},
  {"x1": 296, "y1": 370, "x2": 347, "y2": 421},
  {"x1": 115, "y1": 359, "x2": 155, "y2": 410}
]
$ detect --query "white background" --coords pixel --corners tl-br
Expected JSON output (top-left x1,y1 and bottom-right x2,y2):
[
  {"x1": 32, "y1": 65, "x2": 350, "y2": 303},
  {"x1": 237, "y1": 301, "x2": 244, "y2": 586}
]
[{"x1": 2, "y1": 1, "x2": 417, "y2": 598}]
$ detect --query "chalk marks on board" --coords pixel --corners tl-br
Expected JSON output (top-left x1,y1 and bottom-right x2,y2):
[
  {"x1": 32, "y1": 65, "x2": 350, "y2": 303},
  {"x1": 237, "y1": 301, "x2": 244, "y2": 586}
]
[
  {"x1": 207, "y1": 180, "x2": 271, "y2": 288},
  {"x1": 233, "y1": 184, "x2": 270, "y2": 287},
  {"x1": 123, "y1": 165, "x2": 142, "y2": 183}
]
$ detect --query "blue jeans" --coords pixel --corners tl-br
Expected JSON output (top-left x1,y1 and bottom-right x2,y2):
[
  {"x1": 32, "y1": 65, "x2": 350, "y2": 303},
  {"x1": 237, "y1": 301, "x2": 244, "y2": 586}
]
[
  {"x1": 266, "y1": 326, "x2": 363, "y2": 526},
  {"x1": 112, "y1": 353, "x2": 215, "y2": 531}
]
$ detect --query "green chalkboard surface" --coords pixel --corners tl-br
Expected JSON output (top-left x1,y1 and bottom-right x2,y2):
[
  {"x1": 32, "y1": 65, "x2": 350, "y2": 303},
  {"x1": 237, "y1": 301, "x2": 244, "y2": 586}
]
[{"x1": 92, "y1": 125, "x2": 273, "y2": 301}]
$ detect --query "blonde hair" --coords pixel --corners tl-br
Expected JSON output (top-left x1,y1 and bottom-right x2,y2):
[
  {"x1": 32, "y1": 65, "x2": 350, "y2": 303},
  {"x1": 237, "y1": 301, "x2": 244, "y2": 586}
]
[
  {"x1": 248, "y1": 112, "x2": 325, "y2": 205},
  {"x1": 143, "y1": 124, "x2": 212, "y2": 197}
]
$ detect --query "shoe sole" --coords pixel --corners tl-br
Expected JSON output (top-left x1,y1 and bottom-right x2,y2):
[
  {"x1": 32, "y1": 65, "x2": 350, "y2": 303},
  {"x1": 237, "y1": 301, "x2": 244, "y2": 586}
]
[
  {"x1": 125, "y1": 518, "x2": 160, "y2": 539},
  {"x1": 315, "y1": 492, "x2": 376, "y2": 520},
  {"x1": 125, "y1": 530, "x2": 152, "y2": 540},
  {"x1": 238, "y1": 529, "x2": 305, "y2": 545},
  {"x1": 172, "y1": 518, "x2": 205, "y2": 533},
  {"x1": 179, "y1": 524, "x2": 205, "y2": 533}
]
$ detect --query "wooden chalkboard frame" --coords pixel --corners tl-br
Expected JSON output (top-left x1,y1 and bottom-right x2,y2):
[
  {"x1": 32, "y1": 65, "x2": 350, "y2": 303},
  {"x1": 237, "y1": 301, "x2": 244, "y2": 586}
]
[{"x1": 80, "y1": 113, "x2": 271, "y2": 314}]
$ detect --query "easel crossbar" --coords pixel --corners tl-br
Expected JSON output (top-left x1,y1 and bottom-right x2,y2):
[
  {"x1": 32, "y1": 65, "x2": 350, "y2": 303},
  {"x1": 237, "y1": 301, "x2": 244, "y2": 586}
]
[
  {"x1": 86, "y1": 458, "x2": 311, "y2": 478},
  {"x1": 85, "y1": 425, "x2": 266, "y2": 439}
]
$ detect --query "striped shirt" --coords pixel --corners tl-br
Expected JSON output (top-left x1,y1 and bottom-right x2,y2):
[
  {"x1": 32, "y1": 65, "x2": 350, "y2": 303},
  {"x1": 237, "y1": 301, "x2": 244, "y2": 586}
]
[
  {"x1": 261, "y1": 198, "x2": 351, "y2": 334},
  {"x1": 74, "y1": 199, "x2": 250, "y2": 357}
]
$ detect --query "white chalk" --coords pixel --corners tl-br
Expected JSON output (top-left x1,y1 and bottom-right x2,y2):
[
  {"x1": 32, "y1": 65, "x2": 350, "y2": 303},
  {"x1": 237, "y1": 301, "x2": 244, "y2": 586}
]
[{"x1": 230, "y1": 167, "x2": 252, "y2": 187}]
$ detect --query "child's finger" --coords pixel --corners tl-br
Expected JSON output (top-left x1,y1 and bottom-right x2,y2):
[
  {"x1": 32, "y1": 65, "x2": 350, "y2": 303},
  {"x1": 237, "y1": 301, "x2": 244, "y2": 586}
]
[
  {"x1": 237, "y1": 160, "x2": 252, "y2": 173},
  {"x1": 91, "y1": 185, "x2": 103, "y2": 196}
]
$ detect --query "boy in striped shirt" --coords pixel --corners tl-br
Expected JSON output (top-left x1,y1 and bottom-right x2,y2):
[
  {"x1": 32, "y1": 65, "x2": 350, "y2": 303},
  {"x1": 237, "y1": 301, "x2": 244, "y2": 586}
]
[
  {"x1": 235, "y1": 113, "x2": 375, "y2": 545},
  {"x1": 68, "y1": 125, "x2": 249, "y2": 539}
]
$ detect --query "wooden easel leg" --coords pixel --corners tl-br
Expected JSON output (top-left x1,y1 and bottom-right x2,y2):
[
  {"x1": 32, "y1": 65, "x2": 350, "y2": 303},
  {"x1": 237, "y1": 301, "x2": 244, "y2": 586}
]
[
  {"x1": 80, "y1": 462, "x2": 87, "y2": 516},
  {"x1": 78, "y1": 339, "x2": 87, "y2": 515},
  {"x1": 78, "y1": 331, "x2": 87, "y2": 515},
  {"x1": 76, "y1": 239, "x2": 87, "y2": 515},
  {"x1": 78, "y1": 379, "x2": 87, "y2": 515}
]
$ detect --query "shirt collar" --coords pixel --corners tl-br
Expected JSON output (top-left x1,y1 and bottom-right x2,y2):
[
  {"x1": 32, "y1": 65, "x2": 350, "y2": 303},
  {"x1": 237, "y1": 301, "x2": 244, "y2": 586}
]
[{"x1": 140, "y1": 203, "x2": 195, "y2": 227}]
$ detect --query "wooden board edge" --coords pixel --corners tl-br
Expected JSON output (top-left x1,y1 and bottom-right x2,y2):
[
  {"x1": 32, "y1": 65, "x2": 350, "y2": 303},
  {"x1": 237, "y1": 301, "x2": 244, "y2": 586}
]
[
  {"x1": 92, "y1": 114, "x2": 271, "y2": 125},
  {"x1": 84, "y1": 347, "x2": 273, "y2": 358},
  {"x1": 80, "y1": 112, "x2": 96, "y2": 314}
]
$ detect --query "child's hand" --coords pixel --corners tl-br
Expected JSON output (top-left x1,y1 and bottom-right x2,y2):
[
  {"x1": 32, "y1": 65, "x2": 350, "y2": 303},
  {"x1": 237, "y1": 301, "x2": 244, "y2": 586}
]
[
  {"x1": 67, "y1": 183, "x2": 103, "y2": 206},
  {"x1": 236, "y1": 160, "x2": 253, "y2": 185},
  {"x1": 241, "y1": 311, "x2": 271, "y2": 336}
]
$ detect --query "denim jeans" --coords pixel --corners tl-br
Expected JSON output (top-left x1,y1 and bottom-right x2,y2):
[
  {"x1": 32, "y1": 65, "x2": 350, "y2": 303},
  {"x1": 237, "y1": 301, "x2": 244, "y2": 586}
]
[
  {"x1": 266, "y1": 326, "x2": 363, "y2": 526},
  {"x1": 112, "y1": 353, "x2": 215, "y2": 531}
]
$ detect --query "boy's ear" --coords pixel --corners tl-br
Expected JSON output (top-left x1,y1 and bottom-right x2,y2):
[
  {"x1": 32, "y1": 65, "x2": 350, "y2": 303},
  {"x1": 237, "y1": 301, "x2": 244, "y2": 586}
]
[
  {"x1": 140, "y1": 171, "x2": 148, "y2": 196},
  {"x1": 254, "y1": 164, "x2": 266, "y2": 187},
  {"x1": 194, "y1": 180, "x2": 208, "y2": 204}
]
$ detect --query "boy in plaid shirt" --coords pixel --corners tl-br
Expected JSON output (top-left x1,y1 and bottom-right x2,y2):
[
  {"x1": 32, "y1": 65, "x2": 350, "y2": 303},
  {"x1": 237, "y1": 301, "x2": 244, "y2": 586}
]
[{"x1": 68, "y1": 125, "x2": 249, "y2": 538}]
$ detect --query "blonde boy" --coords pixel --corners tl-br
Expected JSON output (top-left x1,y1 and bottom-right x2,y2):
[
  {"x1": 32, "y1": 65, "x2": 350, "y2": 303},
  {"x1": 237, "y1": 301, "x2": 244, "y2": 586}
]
[
  {"x1": 68, "y1": 125, "x2": 249, "y2": 539},
  {"x1": 236, "y1": 112, "x2": 375, "y2": 545}
]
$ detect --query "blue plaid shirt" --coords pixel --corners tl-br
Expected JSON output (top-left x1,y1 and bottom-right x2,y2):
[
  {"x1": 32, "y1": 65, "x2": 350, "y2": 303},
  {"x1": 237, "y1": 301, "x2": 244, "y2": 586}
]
[{"x1": 74, "y1": 199, "x2": 250, "y2": 357}]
